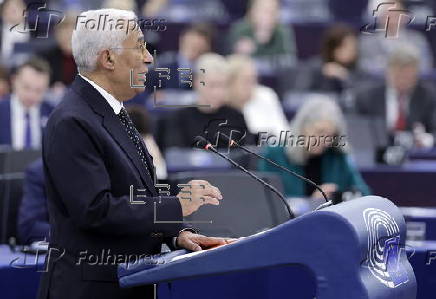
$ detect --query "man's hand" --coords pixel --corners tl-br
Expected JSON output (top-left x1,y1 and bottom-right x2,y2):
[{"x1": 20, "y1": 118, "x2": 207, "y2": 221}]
[
  {"x1": 176, "y1": 230, "x2": 235, "y2": 251},
  {"x1": 177, "y1": 180, "x2": 223, "y2": 216},
  {"x1": 311, "y1": 183, "x2": 337, "y2": 199}
]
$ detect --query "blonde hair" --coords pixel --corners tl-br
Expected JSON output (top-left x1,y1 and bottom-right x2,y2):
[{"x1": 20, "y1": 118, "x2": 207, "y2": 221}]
[
  {"x1": 226, "y1": 54, "x2": 255, "y2": 80},
  {"x1": 195, "y1": 53, "x2": 229, "y2": 75}
]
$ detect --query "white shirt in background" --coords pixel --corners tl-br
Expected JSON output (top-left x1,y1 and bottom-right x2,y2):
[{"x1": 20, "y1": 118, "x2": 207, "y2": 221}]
[
  {"x1": 385, "y1": 87, "x2": 410, "y2": 131},
  {"x1": 11, "y1": 94, "x2": 41, "y2": 150},
  {"x1": 242, "y1": 85, "x2": 289, "y2": 137}
]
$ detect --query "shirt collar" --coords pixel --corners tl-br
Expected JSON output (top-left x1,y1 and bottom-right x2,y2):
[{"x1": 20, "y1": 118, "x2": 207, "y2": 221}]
[{"x1": 79, "y1": 74, "x2": 123, "y2": 115}]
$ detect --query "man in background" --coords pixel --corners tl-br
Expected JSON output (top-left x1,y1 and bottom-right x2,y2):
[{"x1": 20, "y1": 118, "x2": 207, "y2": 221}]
[
  {"x1": 0, "y1": 57, "x2": 53, "y2": 149},
  {"x1": 355, "y1": 47, "x2": 436, "y2": 148}
]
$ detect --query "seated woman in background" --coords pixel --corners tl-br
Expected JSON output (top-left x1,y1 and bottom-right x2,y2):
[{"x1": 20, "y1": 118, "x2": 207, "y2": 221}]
[
  {"x1": 258, "y1": 96, "x2": 370, "y2": 199},
  {"x1": 295, "y1": 24, "x2": 368, "y2": 97},
  {"x1": 226, "y1": 54, "x2": 289, "y2": 137}
]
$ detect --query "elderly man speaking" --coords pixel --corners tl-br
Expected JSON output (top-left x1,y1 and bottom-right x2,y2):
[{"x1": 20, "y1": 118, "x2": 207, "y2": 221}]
[{"x1": 37, "y1": 9, "x2": 226, "y2": 299}]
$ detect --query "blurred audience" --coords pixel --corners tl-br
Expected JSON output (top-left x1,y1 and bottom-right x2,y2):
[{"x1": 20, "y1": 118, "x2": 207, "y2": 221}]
[
  {"x1": 155, "y1": 23, "x2": 214, "y2": 90},
  {"x1": 359, "y1": 0, "x2": 433, "y2": 74},
  {"x1": 0, "y1": 64, "x2": 10, "y2": 99},
  {"x1": 17, "y1": 159, "x2": 49, "y2": 244},
  {"x1": 38, "y1": 12, "x2": 77, "y2": 87},
  {"x1": 140, "y1": 0, "x2": 228, "y2": 22},
  {"x1": 355, "y1": 47, "x2": 436, "y2": 148},
  {"x1": 126, "y1": 105, "x2": 168, "y2": 179},
  {"x1": 259, "y1": 96, "x2": 370, "y2": 198},
  {"x1": 0, "y1": 0, "x2": 30, "y2": 68},
  {"x1": 0, "y1": 57, "x2": 53, "y2": 150},
  {"x1": 226, "y1": 54, "x2": 288, "y2": 137},
  {"x1": 163, "y1": 53, "x2": 254, "y2": 149},
  {"x1": 228, "y1": 0, "x2": 297, "y2": 68},
  {"x1": 296, "y1": 24, "x2": 368, "y2": 97}
]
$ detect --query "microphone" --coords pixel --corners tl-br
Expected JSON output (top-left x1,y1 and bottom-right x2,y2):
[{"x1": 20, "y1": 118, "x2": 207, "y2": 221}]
[
  {"x1": 193, "y1": 136, "x2": 295, "y2": 219},
  {"x1": 216, "y1": 133, "x2": 329, "y2": 203}
]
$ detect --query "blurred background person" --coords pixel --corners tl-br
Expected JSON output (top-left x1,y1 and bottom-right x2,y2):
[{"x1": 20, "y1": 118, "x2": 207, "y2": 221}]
[
  {"x1": 226, "y1": 54, "x2": 288, "y2": 137},
  {"x1": 258, "y1": 96, "x2": 370, "y2": 198},
  {"x1": 163, "y1": 53, "x2": 254, "y2": 149},
  {"x1": 0, "y1": 0, "x2": 30, "y2": 68},
  {"x1": 0, "y1": 57, "x2": 53, "y2": 149},
  {"x1": 0, "y1": 64, "x2": 10, "y2": 99},
  {"x1": 138, "y1": 0, "x2": 228, "y2": 22},
  {"x1": 155, "y1": 23, "x2": 214, "y2": 90},
  {"x1": 126, "y1": 105, "x2": 168, "y2": 180},
  {"x1": 38, "y1": 11, "x2": 77, "y2": 105},
  {"x1": 17, "y1": 159, "x2": 49, "y2": 245},
  {"x1": 228, "y1": 0, "x2": 297, "y2": 68},
  {"x1": 355, "y1": 47, "x2": 436, "y2": 148},
  {"x1": 359, "y1": 0, "x2": 433, "y2": 74},
  {"x1": 296, "y1": 24, "x2": 368, "y2": 97},
  {"x1": 38, "y1": 12, "x2": 77, "y2": 87}
]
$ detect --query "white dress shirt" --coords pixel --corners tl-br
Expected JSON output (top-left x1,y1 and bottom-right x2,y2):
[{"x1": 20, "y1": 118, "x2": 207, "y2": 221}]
[
  {"x1": 79, "y1": 74, "x2": 124, "y2": 114},
  {"x1": 385, "y1": 87, "x2": 410, "y2": 130},
  {"x1": 242, "y1": 85, "x2": 289, "y2": 136},
  {"x1": 10, "y1": 94, "x2": 41, "y2": 150}
]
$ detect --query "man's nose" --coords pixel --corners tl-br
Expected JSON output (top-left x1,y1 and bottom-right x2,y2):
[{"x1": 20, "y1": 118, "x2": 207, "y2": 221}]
[{"x1": 143, "y1": 49, "x2": 153, "y2": 64}]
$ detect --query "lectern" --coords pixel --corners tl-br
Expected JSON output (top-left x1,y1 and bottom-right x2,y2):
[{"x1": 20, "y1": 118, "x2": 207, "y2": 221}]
[{"x1": 118, "y1": 196, "x2": 416, "y2": 299}]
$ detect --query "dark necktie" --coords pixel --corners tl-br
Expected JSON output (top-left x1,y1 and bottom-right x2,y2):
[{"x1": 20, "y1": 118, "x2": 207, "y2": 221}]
[
  {"x1": 117, "y1": 107, "x2": 153, "y2": 178},
  {"x1": 24, "y1": 110, "x2": 32, "y2": 149}
]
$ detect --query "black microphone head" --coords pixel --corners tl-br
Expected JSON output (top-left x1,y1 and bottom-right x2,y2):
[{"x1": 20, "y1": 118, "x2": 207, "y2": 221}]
[
  {"x1": 215, "y1": 132, "x2": 237, "y2": 147},
  {"x1": 193, "y1": 136, "x2": 210, "y2": 149}
]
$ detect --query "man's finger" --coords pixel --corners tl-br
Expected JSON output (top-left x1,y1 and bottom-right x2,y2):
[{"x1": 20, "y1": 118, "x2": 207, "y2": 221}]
[
  {"x1": 203, "y1": 185, "x2": 222, "y2": 199},
  {"x1": 194, "y1": 235, "x2": 226, "y2": 246},
  {"x1": 202, "y1": 196, "x2": 220, "y2": 206},
  {"x1": 181, "y1": 238, "x2": 202, "y2": 251}
]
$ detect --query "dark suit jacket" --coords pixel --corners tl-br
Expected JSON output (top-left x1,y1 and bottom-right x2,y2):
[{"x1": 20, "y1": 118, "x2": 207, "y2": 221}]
[
  {"x1": 355, "y1": 82, "x2": 436, "y2": 134},
  {"x1": 0, "y1": 95, "x2": 54, "y2": 147},
  {"x1": 17, "y1": 159, "x2": 50, "y2": 244},
  {"x1": 37, "y1": 76, "x2": 186, "y2": 299}
]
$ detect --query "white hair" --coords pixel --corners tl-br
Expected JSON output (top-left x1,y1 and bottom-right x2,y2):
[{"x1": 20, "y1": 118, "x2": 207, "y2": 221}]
[
  {"x1": 286, "y1": 94, "x2": 348, "y2": 165},
  {"x1": 72, "y1": 9, "x2": 137, "y2": 73}
]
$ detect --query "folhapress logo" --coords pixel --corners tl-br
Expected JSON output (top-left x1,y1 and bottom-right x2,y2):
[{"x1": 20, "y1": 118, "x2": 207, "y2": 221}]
[
  {"x1": 361, "y1": 2, "x2": 414, "y2": 38},
  {"x1": 9, "y1": 2, "x2": 65, "y2": 38}
]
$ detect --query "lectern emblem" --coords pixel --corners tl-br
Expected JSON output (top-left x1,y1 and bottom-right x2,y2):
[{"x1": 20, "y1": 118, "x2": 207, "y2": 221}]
[{"x1": 362, "y1": 208, "x2": 409, "y2": 288}]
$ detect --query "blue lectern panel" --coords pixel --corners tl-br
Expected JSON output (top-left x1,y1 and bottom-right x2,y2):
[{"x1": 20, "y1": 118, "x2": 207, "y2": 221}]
[{"x1": 119, "y1": 196, "x2": 416, "y2": 299}]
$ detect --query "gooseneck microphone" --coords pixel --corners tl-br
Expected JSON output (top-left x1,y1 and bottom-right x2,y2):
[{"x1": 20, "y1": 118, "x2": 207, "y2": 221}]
[
  {"x1": 194, "y1": 136, "x2": 295, "y2": 219},
  {"x1": 217, "y1": 133, "x2": 329, "y2": 203}
]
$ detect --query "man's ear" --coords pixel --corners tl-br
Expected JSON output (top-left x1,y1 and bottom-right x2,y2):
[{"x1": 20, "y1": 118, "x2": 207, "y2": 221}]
[{"x1": 98, "y1": 49, "x2": 116, "y2": 71}]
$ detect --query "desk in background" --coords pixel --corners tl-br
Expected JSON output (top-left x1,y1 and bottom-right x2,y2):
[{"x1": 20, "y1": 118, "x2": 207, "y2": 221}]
[
  {"x1": 0, "y1": 245, "x2": 43, "y2": 299},
  {"x1": 360, "y1": 161, "x2": 436, "y2": 207}
]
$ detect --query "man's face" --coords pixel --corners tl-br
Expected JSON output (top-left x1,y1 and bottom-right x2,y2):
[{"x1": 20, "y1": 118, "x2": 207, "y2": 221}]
[
  {"x1": 387, "y1": 64, "x2": 418, "y2": 94},
  {"x1": 250, "y1": 0, "x2": 279, "y2": 31},
  {"x1": 110, "y1": 29, "x2": 153, "y2": 101},
  {"x1": 180, "y1": 32, "x2": 211, "y2": 62},
  {"x1": 196, "y1": 72, "x2": 228, "y2": 109},
  {"x1": 13, "y1": 66, "x2": 49, "y2": 108}
]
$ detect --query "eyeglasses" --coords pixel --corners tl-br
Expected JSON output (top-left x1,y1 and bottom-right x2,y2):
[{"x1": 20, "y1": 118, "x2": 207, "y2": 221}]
[{"x1": 110, "y1": 41, "x2": 148, "y2": 56}]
